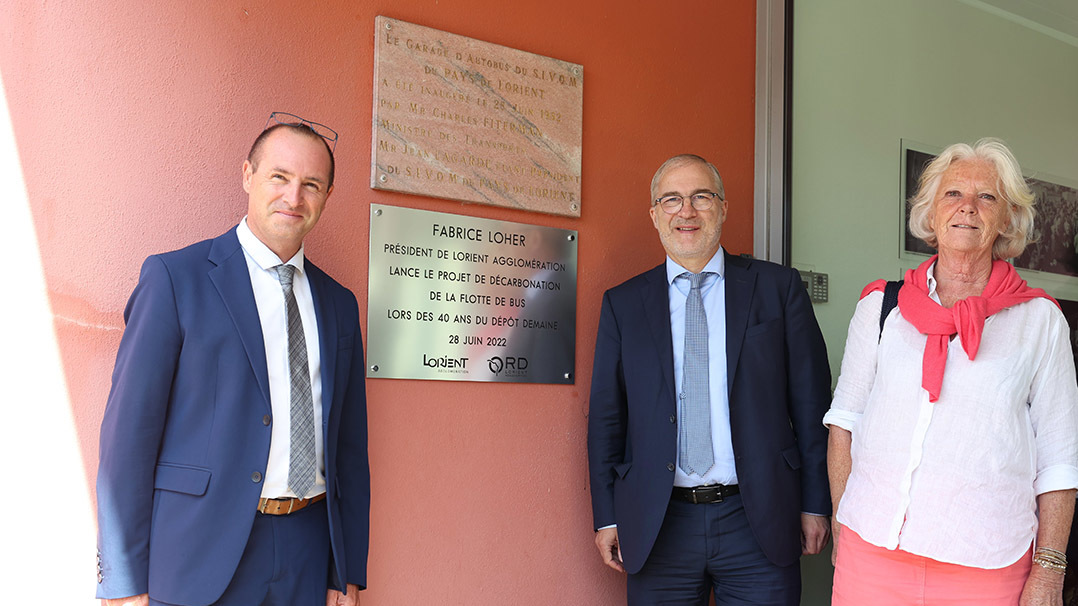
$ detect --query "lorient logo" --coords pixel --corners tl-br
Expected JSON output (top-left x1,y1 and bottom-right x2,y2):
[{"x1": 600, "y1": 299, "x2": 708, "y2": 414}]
[
  {"x1": 422, "y1": 354, "x2": 468, "y2": 370},
  {"x1": 488, "y1": 356, "x2": 529, "y2": 376}
]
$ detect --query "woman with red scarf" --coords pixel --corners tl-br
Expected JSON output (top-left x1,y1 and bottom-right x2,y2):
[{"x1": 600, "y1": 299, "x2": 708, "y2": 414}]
[{"x1": 826, "y1": 138, "x2": 1078, "y2": 606}]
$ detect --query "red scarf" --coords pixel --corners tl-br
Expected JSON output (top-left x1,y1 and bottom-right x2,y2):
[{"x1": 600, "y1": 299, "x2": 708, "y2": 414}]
[{"x1": 861, "y1": 255, "x2": 1057, "y2": 402}]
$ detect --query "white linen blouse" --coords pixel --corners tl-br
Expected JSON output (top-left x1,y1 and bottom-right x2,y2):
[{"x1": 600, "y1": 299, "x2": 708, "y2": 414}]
[{"x1": 825, "y1": 278, "x2": 1078, "y2": 569}]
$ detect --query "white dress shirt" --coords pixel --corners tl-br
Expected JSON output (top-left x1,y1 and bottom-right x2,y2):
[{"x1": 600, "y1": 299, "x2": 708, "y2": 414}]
[
  {"x1": 237, "y1": 218, "x2": 326, "y2": 499},
  {"x1": 666, "y1": 250, "x2": 737, "y2": 488},
  {"x1": 825, "y1": 264, "x2": 1078, "y2": 568}
]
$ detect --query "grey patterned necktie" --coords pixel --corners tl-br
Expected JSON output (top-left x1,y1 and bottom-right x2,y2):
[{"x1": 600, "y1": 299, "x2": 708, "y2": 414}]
[
  {"x1": 679, "y1": 272, "x2": 714, "y2": 476},
  {"x1": 276, "y1": 264, "x2": 317, "y2": 498}
]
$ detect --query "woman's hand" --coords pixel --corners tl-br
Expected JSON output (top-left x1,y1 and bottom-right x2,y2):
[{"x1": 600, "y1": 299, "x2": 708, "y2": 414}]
[
  {"x1": 1019, "y1": 565, "x2": 1064, "y2": 606},
  {"x1": 827, "y1": 426, "x2": 852, "y2": 568},
  {"x1": 831, "y1": 518, "x2": 842, "y2": 566},
  {"x1": 1022, "y1": 490, "x2": 1075, "y2": 606}
]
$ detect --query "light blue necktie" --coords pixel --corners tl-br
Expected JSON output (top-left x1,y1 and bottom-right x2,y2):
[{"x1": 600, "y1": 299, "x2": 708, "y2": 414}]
[
  {"x1": 679, "y1": 272, "x2": 714, "y2": 476},
  {"x1": 276, "y1": 264, "x2": 317, "y2": 498}
]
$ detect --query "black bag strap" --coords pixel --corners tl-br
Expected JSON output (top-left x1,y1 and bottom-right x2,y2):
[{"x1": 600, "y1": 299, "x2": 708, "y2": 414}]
[{"x1": 879, "y1": 280, "x2": 903, "y2": 340}]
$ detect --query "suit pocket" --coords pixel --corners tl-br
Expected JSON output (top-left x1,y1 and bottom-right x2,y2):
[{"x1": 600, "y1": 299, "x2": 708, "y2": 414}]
[
  {"x1": 153, "y1": 462, "x2": 211, "y2": 496},
  {"x1": 745, "y1": 318, "x2": 782, "y2": 337},
  {"x1": 338, "y1": 333, "x2": 355, "y2": 351},
  {"x1": 781, "y1": 447, "x2": 801, "y2": 470},
  {"x1": 613, "y1": 461, "x2": 632, "y2": 479}
]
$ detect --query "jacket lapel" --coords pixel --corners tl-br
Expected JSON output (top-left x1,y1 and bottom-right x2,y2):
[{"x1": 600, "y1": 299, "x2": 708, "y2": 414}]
[
  {"x1": 641, "y1": 263, "x2": 676, "y2": 400},
  {"x1": 306, "y1": 261, "x2": 338, "y2": 432},
  {"x1": 724, "y1": 251, "x2": 756, "y2": 391},
  {"x1": 207, "y1": 228, "x2": 272, "y2": 411}
]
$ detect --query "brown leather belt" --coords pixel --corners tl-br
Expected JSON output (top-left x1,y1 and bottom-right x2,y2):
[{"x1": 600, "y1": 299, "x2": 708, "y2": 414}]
[
  {"x1": 257, "y1": 492, "x2": 325, "y2": 515},
  {"x1": 672, "y1": 484, "x2": 739, "y2": 504}
]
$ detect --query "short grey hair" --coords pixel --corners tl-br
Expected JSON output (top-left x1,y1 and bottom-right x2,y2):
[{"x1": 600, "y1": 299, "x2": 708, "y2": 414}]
[
  {"x1": 908, "y1": 138, "x2": 1035, "y2": 260},
  {"x1": 650, "y1": 154, "x2": 725, "y2": 202}
]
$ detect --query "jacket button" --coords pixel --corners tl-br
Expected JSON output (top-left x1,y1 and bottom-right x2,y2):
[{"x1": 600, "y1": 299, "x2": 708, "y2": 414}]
[
  {"x1": 667, "y1": 463, "x2": 675, "y2": 472},
  {"x1": 251, "y1": 471, "x2": 262, "y2": 483},
  {"x1": 263, "y1": 415, "x2": 271, "y2": 426},
  {"x1": 669, "y1": 415, "x2": 676, "y2": 423}
]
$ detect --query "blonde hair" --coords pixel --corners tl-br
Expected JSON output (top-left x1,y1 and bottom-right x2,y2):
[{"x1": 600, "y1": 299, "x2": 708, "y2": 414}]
[{"x1": 908, "y1": 138, "x2": 1035, "y2": 259}]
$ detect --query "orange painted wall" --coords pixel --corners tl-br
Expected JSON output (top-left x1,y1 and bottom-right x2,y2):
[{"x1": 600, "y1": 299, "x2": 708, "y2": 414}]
[{"x1": 2, "y1": 0, "x2": 756, "y2": 603}]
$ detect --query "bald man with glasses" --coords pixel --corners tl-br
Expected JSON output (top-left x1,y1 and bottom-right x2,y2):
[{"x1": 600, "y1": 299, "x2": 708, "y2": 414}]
[{"x1": 587, "y1": 154, "x2": 832, "y2": 605}]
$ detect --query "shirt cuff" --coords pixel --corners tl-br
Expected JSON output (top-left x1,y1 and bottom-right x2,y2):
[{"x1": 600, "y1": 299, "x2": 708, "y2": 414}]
[
  {"x1": 1034, "y1": 464, "x2": 1078, "y2": 495},
  {"x1": 801, "y1": 511, "x2": 829, "y2": 517},
  {"x1": 822, "y1": 408, "x2": 860, "y2": 431},
  {"x1": 597, "y1": 524, "x2": 616, "y2": 531}
]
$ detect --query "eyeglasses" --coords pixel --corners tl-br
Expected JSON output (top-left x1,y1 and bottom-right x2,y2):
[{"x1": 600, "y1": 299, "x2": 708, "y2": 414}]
[
  {"x1": 653, "y1": 192, "x2": 721, "y2": 214},
  {"x1": 265, "y1": 112, "x2": 338, "y2": 151}
]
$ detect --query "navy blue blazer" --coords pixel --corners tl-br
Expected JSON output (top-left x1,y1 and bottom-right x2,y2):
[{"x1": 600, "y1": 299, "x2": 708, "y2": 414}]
[
  {"x1": 96, "y1": 228, "x2": 369, "y2": 605},
  {"x1": 587, "y1": 251, "x2": 831, "y2": 574}
]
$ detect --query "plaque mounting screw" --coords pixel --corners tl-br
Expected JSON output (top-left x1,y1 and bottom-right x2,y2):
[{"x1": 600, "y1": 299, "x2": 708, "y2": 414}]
[
  {"x1": 379, "y1": 173, "x2": 388, "y2": 183},
  {"x1": 567, "y1": 234, "x2": 575, "y2": 242},
  {"x1": 571, "y1": 67, "x2": 579, "y2": 77},
  {"x1": 563, "y1": 372, "x2": 572, "y2": 380},
  {"x1": 370, "y1": 365, "x2": 379, "y2": 372},
  {"x1": 384, "y1": 22, "x2": 392, "y2": 30},
  {"x1": 569, "y1": 203, "x2": 579, "y2": 212},
  {"x1": 373, "y1": 208, "x2": 382, "y2": 217}
]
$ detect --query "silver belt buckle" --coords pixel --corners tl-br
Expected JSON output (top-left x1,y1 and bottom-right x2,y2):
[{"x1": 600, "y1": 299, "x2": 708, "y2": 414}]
[{"x1": 695, "y1": 485, "x2": 722, "y2": 504}]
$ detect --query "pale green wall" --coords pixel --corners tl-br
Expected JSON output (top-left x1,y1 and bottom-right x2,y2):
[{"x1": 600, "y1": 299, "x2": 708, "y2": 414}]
[{"x1": 791, "y1": 1, "x2": 1078, "y2": 604}]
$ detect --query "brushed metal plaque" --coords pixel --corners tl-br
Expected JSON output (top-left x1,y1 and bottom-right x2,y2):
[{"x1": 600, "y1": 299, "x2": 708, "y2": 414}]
[
  {"x1": 367, "y1": 204, "x2": 577, "y2": 383},
  {"x1": 371, "y1": 16, "x2": 583, "y2": 217}
]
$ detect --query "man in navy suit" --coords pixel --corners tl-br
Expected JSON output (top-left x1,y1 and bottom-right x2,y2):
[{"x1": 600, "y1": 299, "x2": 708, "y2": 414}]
[
  {"x1": 587, "y1": 154, "x2": 831, "y2": 605},
  {"x1": 96, "y1": 116, "x2": 369, "y2": 606}
]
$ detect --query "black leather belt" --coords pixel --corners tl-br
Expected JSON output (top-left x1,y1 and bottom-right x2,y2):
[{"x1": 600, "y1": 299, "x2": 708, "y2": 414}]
[{"x1": 672, "y1": 484, "x2": 739, "y2": 504}]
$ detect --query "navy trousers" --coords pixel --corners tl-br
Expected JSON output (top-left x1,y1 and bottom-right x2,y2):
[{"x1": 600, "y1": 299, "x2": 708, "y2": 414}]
[
  {"x1": 627, "y1": 494, "x2": 800, "y2": 606},
  {"x1": 150, "y1": 499, "x2": 331, "y2": 606}
]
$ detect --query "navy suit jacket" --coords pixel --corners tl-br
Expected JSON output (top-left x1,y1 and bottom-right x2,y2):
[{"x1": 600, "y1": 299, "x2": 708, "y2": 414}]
[
  {"x1": 96, "y1": 228, "x2": 370, "y2": 605},
  {"x1": 587, "y1": 251, "x2": 831, "y2": 574}
]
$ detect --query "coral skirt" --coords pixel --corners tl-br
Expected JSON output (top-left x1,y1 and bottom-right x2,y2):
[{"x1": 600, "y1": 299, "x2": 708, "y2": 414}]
[{"x1": 832, "y1": 525, "x2": 1032, "y2": 606}]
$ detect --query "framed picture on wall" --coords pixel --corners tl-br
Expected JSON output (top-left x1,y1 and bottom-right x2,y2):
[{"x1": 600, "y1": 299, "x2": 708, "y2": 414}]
[
  {"x1": 1014, "y1": 179, "x2": 1078, "y2": 278},
  {"x1": 1059, "y1": 298, "x2": 1078, "y2": 375},
  {"x1": 899, "y1": 140, "x2": 940, "y2": 258},
  {"x1": 899, "y1": 139, "x2": 1078, "y2": 288}
]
